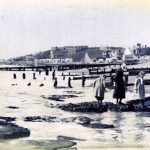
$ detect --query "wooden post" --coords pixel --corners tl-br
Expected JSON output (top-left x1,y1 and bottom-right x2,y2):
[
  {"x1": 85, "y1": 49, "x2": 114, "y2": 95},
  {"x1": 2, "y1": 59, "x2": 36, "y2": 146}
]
[{"x1": 22, "y1": 73, "x2": 26, "y2": 79}]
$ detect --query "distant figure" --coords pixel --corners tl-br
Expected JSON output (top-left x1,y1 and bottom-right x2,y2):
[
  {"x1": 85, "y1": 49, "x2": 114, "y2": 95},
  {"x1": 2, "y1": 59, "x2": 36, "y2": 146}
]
[
  {"x1": 54, "y1": 77, "x2": 57, "y2": 88},
  {"x1": 39, "y1": 83, "x2": 44, "y2": 87},
  {"x1": 52, "y1": 70, "x2": 56, "y2": 80},
  {"x1": 45, "y1": 69, "x2": 49, "y2": 76},
  {"x1": 93, "y1": 75, "x2": 106, "y2": 106},
  {"x1": 13, "y1": 73, "x2": 17, "y2": 79},
  {"x1": 68, "y1": 77, "x2": 72, "y2": 88},
  {"x1": 134, "y1": 71, "x2": 145, "y2": 99},
  {"x1": 113, "y1": 67, "x2": 125, "y2": 104},
  {"x1": 22, "y1": 73, "x2": 26, "y2": 79},
  {"x1": 39, "y1": 70, "x2": 42, "y2": 75},
  {"x1": 63, "y1": 75, "x2": 65, "y2": 80},
  {"x1": 27, "y1": 82, "x2": 31, "y2": 86},
  {"x1": 33, "y1": 73, "x2": 36, "y2": 79},
  {"x1": 82, "y1": 75, "x2": 86, "y2": 87}
]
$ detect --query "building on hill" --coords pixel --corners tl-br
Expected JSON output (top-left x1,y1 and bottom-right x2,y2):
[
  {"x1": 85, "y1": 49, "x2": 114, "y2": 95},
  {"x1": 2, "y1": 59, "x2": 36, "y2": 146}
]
[
  {"x1": 133, "y1": 46, "x2": 150, "y2": 57},
  {"x1": 108, "y1": 46, "x2": 125, "y2": 60},
  {"x1": 50, "y1": 46, "x2": 89, "y2": 59},
  {"x1": 25, "y1": 55, "x2": 35, "y2": 61},
  {"x1": 50, "y1": 47, "x2": 68, "y2": 59},
  {"x1": 99, "y1": 46, "x2": 124, "y2": 62},
  {"x1": 75, "y1": 46, "x2": 89, "y2": 52},
  {"x1": 65, "y1": 46, "x2": 77, "y2": 56},
  {"x1": 122, "y1": 48, "x2": 138, "y2": 64}
]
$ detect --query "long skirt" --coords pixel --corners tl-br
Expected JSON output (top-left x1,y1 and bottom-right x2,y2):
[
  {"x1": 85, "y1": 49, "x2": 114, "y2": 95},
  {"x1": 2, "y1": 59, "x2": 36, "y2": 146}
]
[{"x1": 113, "y1": 84, "x2": 125, "y2": 99}]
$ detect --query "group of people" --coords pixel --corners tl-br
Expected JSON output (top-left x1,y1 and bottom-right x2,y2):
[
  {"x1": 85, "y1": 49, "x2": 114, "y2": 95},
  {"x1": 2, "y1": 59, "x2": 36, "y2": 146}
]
[
  {"x1": 12, "y1": 67, "x2": 146, "y2": 105},
  {"x1": 94, "y1": 67, "x2": 145, "y2": 106}
]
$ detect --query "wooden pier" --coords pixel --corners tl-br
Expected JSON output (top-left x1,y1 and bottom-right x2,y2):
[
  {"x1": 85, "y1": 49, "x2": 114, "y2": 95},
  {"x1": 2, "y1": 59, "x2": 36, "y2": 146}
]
[
  {"x1": 0, "y1": 63, "x2": 121, "y2": 71},
  {"x1": 89, "y1": 67, "x2": 150, "y2": 76}
]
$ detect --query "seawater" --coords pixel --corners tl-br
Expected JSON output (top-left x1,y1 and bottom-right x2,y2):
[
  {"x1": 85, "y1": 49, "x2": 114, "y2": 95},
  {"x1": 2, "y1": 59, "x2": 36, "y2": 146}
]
[{"x1": 0, "y1": 64, "x2": 150, "y2": 150}]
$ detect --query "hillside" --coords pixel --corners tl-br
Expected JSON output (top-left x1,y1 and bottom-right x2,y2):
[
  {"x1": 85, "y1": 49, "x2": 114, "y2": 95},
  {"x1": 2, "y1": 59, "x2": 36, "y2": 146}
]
[{"x1": 13, "y1": 50, "x2": 51, "y2": 61}]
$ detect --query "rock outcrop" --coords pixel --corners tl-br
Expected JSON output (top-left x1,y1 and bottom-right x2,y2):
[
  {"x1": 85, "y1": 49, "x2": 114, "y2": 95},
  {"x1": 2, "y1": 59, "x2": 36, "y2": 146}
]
[
  {"x1": 0, "y1": 121, "x2": 30, "y2": 139},
  {"x1": 24, "y1": 116, "x2": 56, "y2": 122},
  {"x1": 41, "y1": 94, "x2": 78, "y2": 102},
  {"x1": 27, "y1": 136, "x2": 77, "y2": 150},
  {"x1": 58, "y1": 97, "x2": 150, "y2": 113}
]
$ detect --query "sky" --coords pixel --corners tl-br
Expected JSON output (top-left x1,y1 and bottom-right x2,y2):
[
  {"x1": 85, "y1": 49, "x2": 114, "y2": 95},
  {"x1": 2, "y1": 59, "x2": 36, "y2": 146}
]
[{"x1": 0, "y1": 0, "x2": 150, "y2": 59}]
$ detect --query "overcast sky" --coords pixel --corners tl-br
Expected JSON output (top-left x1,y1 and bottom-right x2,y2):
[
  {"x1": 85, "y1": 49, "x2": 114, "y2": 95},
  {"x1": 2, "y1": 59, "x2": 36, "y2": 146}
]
[{"x1": 0, "y1": 0, "x2": 150, "y2": 59}]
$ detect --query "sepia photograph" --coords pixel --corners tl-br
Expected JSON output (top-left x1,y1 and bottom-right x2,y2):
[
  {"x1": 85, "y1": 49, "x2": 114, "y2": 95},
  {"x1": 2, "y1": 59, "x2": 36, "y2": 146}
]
[{"x1": 0, "y1": 0, "x2": 150, "y2": 149}]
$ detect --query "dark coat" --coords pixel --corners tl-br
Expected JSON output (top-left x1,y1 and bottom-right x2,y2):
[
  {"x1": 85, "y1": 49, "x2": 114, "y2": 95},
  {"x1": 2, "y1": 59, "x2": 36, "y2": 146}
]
[{"x1": 113, "y1": 69, "x2": 125, "y2": 99}]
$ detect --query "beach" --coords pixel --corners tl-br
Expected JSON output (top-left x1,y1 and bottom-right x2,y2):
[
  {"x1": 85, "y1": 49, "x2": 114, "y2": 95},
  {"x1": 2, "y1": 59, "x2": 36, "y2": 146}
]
[{"x1": 0, "y1": 63, "x2": 150, "y2": 150}]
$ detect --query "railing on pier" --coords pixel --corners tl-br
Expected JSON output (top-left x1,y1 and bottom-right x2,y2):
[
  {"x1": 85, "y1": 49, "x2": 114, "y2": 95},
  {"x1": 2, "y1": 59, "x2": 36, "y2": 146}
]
[{"x1": 0, "y1": 63, "x2": 121, "y2": 71}]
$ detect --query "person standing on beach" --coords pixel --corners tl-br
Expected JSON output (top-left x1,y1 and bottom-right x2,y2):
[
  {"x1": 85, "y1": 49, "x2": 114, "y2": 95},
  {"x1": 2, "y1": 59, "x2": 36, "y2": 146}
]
[
  {"x1": 68, "y1": 77, "x2": 72, "y2": 88},
  {"x1": 54, "y1": 77, "x2": 57, "y2": 88},
  {"x1": 134, "y1": 71, "x2": 145, "y2": 99},
  {"x1": 93, "y1": 75, "x2": 106, "y2": 106},
  {"x1": 82, "y1": 75, "x2": 86, "y2": 87},
  {"x1": 113, "y1": 67, "x2": 125, "y2": 104},
  {"x1": 52, "y1": 70, "x2": 55, "y2": 80}
]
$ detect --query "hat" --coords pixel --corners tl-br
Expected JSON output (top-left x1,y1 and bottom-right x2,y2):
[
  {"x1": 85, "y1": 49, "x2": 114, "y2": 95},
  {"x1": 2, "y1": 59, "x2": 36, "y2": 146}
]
[{"x1": 139, "y1": 71, "x2": 145, "y2": 76}]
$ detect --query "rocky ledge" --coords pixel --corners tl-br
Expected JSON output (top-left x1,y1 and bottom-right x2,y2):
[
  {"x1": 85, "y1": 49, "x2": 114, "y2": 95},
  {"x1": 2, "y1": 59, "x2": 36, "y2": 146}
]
[
  {"x1": 0, "y1": 121, "x2": 30, "y2": 139},
  {"x1": 61, "y1": 116, "x2": 114, "y2": 129},
  {"x1": 58, "y1": 97, "x2": 150, "y2": 113},
  {"x1": 41, "y1": 94, "x2": 78, "y2": 102},
  {"x1": 27, "y1": 135, "x2": 77, "y2": 150},
  {"x1": 24, "y1": 116, "x2": 56, "y2": 122}
]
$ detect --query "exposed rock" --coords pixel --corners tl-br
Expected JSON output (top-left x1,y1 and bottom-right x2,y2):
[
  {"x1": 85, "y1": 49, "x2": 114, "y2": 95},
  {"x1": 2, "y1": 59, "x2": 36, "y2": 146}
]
[
  {"x1": 27, "y1": 138, "x2": 77, "y2": 150},
  {"x1": 64, "y1": 91, "x2": 84, "y2": 94},
  {"x1": 11, "y1": 84, "x2": 17, "y2": 86},
  {"x1": 136, "y1": 112, "x2": 150, "y2": 117},
  {"x1": 61, "y1": 116, "x2": 94, "y2": 126},
  {"x1": 39, "y1": 83, "x2": 44, "y2": 87},
  {"x1": 83, "y1": 123, "x2": 115, "y2": 129},
  {"x1": 59, "y1": 102, "x2": 108, "y2": 113},
  {"x1": 74, "y1": 116, "x2": 92, "y2": 125},
  {"x1": 41, "y1": 94, "x2": 78, "y2": 102},
  {"x1": 127, "y1": 96, "x2": 150, "y2": 106},
  {"x1": 108, "y1": 103, "x2": 134, "y2": 112},
  {"x1": 24, "y1": 116, "x2": 56, "y2": 122},
  {"x1": 7, "y1": 106, "x2": 19, "y2": 109},
  {"x1": 61, "y1": 116, "x2": 93, "y2": 125},
  {"x1": 58, "y1": 97, "x2": 150, "y2": 113},
  {"x1": 57, "y1": 135, "x2": 84, "y2": 141},
  {"x1": 0, "y1": 116, "x2": 16, "y2": 122},
  {"x1": 0, "y1": 121, "x2": 30, "y2": 139},
  {"x1": 133, "y1": 105, "x2": 150, "y2": 112},
  {"x1": 61, "y1": 117, "x2": 76, "y2": 123}
]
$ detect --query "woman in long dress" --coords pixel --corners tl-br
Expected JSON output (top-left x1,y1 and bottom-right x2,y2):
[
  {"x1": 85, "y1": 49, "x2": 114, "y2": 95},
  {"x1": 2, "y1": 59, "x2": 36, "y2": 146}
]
[
  {"x1": 93, "y1": 75, "x2": 106, "y2": 106},
  {"x1": 134, "y1": 71, "x2": 145, "y2": 99},
  {"x1": 113, "y1": 67, "x2": 125, "y2": 104}
]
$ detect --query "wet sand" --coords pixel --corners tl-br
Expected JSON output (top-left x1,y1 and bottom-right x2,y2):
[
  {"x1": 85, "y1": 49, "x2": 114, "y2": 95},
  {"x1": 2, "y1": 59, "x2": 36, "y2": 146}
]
[{"x1": 0, "y1": 64, "x2": 150, "y2": 149}]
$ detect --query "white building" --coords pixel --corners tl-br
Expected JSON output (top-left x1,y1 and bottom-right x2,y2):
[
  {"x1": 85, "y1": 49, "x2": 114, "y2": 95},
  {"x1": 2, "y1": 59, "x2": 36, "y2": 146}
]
[{"x1": 122, "y1": 48, "x2": 138, "y2": 64}]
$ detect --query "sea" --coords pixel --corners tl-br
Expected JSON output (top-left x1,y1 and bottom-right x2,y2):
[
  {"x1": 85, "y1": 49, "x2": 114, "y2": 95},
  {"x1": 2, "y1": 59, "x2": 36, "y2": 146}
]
[{"x1": 0, "y1": 63, "x2": 150, "y2": 150}]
